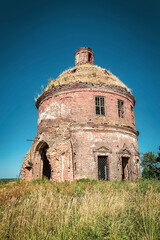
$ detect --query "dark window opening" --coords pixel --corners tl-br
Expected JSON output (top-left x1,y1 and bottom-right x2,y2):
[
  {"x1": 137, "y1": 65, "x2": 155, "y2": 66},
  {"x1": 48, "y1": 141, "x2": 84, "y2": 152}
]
[
  {"x1": 118, "y1": 100, "x2": 125, "y2": 118},
  {"x1": 71, "y1": 68, "x2": 77, "y2": 73},
  {"x1": 74, "y1": 162, "x2": 76, "y2": 171},
  {"x1": 137, "y1": 159, "x2": 140, "y2": 175},
  {"x1": 88, "y1": 53, "x2": 91, "y2": 62},
  {"x1": 131, "y1": 105, "x2": 135, "y2": 123},
  {"x1": 25, "y1": 166, "x2": 32, "y2": 171},
  {"x1": 41, "y1": 144, "x2": 51, "y2": 180},
  {"x1": 98, "y1": 156, "x2": 108, "y2": 180},
  {"x1": 95, "y1": 96, "x2": 105, "y2": 115},
  {"x1": 76, "y1": 54, "x2": 79, "y2": 64},
  {"x1": 122, "y1": 157, "x2": 129, "y2": 180}
]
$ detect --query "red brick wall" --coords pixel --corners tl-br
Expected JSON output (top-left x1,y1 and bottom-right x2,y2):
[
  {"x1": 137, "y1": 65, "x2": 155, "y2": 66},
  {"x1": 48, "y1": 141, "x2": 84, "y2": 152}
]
[
  {"x1": 71, "y1": 129, "x2": 139, "y2": 181},
  {"x1": 38, "y1": 87, "x2": 136, "y2": 130},
  {"x1": 22, "y1": 85, "x2": 140, "y2": 181}
]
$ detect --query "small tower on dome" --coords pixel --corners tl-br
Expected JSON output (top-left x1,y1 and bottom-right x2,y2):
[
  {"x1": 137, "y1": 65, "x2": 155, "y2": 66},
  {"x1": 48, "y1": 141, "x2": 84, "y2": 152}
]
[{"x1": 75, "y1": 47, "x2": 94, "y2": 66}]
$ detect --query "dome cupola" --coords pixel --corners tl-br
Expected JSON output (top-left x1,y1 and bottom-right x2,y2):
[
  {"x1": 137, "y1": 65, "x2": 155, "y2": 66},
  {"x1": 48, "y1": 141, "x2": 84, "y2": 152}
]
[{"x1": 75, "y1": 47, "x2": 94, "y2": 66}]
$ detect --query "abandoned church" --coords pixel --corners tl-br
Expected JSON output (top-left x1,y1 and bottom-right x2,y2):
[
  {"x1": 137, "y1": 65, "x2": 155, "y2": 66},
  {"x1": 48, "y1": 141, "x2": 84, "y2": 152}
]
[{"x1": 21, "y1": 47, "x2": 141, "y2": 181}]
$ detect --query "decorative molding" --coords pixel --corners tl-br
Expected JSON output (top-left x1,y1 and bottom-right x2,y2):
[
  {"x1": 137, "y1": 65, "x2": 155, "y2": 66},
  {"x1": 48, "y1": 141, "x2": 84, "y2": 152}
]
[
  {"x1": 70, "y1": 125, "x2": 138, "y2": 137},
  {"x1": 36, "y1": 83, "x2": 135, "y2": 108},
  {"x1": 93, "y1": 145, "x2": 112, "y2": 153},
  {"x1": 118, "y1": 143, "x2": 131, "y2": 155}
]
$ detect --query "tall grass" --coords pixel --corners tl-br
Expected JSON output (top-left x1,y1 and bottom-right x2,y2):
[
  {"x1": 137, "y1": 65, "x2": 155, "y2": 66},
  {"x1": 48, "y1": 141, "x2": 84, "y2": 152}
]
[{"x1": 0, "y1": 179, "x2": 160, "y2": 240}]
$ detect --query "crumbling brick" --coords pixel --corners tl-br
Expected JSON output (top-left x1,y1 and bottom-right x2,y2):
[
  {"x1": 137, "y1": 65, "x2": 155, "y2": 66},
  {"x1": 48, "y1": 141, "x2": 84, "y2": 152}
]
[{"x1": 21, "y1": 48, "x2": 140, "y2": 181}]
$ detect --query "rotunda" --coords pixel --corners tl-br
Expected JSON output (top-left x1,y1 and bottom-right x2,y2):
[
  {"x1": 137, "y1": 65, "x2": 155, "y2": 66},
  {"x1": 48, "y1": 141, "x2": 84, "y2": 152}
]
[{"x1": 21, "y1": 47, "x2": 140, "y2": 181}]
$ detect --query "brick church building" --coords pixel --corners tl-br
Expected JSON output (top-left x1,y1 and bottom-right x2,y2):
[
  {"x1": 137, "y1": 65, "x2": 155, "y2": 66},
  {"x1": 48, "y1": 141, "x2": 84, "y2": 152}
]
[{"x1": 21, "y1": 47, "x2": 141, "y2": 181}]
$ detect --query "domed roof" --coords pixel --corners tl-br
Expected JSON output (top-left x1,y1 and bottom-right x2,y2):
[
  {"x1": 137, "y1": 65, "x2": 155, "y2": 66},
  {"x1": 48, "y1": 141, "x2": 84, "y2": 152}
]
[{"x1": 45, "y1": 63, "x2": 130, "y2": 93}]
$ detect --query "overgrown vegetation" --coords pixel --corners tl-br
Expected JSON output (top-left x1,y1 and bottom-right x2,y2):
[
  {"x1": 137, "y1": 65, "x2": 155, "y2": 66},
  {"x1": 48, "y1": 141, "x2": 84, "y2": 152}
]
[
  {"x1": 141, "y1": 146, "x2": 160, "y2": 179},
  {"x1": 0, "y1": 178, "x2": 16, "y2": 184},
  {"x1": 0, "y1": 179, "x2": 160, "y2": 240}
]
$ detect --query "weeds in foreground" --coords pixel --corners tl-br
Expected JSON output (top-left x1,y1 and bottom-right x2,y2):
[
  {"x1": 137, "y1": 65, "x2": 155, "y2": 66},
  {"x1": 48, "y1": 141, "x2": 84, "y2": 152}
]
[{"x1": 0, "y1": 179, "x2": 160, "y2": 240}]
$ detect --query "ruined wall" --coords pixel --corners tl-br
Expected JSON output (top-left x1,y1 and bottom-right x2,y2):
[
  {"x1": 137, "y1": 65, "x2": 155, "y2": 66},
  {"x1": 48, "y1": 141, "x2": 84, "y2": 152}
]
[
  {"x1": 22, "y1": 122, "x2": 140, "y2": 181},
  {"x1": 38, "y1": 86, "x2": 136, "y2": 129},
  {"x1": 21, "y1": 84, "x2": 140, "y2": 182},
  {"x1": 21, "y1": 120, "x2": 74, "y2": 181},
  {"x1": 71, "y1": 127, "x2": 139, "y2": 181}
]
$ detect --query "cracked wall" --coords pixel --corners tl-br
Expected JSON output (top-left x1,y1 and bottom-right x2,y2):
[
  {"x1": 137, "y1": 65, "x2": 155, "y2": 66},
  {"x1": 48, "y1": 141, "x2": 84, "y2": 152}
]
[{"x1": 21, "y1": 84, "x2": 140, "y2": 181}]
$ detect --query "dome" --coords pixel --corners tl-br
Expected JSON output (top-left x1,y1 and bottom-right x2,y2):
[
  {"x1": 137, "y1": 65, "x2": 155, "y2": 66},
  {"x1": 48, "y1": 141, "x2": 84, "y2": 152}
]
[{"x1": 45, "y1": 63, "x2": 130, "y2": 93}]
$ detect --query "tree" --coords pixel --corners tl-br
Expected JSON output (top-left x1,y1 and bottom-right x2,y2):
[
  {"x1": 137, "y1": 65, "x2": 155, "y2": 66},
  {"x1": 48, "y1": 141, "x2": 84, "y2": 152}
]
[
  {"x1": 157, "y1": 146, "x2": 160, "y2": 162},
  {"x1": 141, "y1": 147, "x2": 160, "y2": 179}
]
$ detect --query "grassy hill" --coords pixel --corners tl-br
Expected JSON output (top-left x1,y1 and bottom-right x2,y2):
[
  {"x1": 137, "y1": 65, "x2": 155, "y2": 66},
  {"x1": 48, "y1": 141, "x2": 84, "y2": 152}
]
[{"x1": 0, "y1": 179, "x2": 160, "y2": 240}]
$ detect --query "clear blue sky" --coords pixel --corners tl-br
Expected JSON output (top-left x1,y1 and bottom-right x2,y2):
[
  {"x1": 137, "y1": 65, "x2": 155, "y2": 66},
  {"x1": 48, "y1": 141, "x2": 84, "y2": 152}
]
[{"x1": 0, "y1": 0, "x2": 160, "y2": 178}]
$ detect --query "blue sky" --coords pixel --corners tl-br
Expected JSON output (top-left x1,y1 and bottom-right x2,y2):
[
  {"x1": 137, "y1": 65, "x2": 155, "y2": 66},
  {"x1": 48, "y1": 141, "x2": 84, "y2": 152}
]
[{"x1": 0, "y1": 0, "x2": 160, "y2": 178}]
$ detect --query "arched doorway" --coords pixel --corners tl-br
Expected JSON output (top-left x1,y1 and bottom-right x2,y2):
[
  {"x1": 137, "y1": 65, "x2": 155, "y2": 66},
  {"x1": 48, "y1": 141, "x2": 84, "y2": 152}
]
[
  {"x1": 36, "y1": 141, "x2": 51, "y2": 180},
  {"x1": 122, "y1": 157, "x2": 129, "y2": 180},
  {"x1": 41, "y1": 144, "x2": 51, "y2": 179}
]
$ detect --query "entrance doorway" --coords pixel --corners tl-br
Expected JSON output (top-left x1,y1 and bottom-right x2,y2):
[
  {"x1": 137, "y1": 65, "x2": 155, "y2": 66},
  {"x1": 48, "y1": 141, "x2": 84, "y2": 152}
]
[
  {"x1": 122, "y1": 157, "x2": 129, "y2": 180},
  {"x1": 98, "y1": 156, "x2": 108, "y2": 180},
  {"x1": 41, "y1": 144, "x2": 51, "y2": 179}
]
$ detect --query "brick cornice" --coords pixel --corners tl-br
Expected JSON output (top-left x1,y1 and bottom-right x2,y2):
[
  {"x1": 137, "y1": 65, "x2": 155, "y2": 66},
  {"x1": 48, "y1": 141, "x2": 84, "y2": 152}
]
[
  {"x1": 70, "y1": 123, "x2": 139, "y2": 138},
  {"x1": 35, "y1": 83, "x2": 135, "y2": 109}
]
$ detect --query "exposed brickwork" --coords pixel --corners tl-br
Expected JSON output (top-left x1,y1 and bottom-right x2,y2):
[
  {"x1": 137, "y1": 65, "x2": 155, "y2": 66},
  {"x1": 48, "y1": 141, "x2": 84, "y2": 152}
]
[
  {"x1": 75, "y1": 47, "x2": 94, "y2": 65},
  {"x1": 21, "y1": 48, "x2": 140, "y2": 181}
]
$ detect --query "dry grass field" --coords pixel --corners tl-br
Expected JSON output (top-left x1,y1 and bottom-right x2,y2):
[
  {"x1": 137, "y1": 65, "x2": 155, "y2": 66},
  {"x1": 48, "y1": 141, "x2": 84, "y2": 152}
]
[{"x1": 0, "y1": 178, "x2": 160, "y2": 240}]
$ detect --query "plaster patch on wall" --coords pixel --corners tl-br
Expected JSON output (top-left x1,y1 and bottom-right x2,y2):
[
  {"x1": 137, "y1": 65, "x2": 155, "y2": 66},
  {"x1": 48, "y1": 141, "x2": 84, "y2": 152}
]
[
  {"x1": 38, "y1": 102, "x2": 60, "y2": 124},
  {"x1": 115, "y1": 132, "x2": 137, "y2": 142},
  {"x1": 95, "y1": 138, "x2": 103, "y2": 142},
  {"x1": 91, "y1": 144, "x2": 96, "y2": 148},
  {"x1": 61, "y1": 103, "x2": 72, "y2": 116}
]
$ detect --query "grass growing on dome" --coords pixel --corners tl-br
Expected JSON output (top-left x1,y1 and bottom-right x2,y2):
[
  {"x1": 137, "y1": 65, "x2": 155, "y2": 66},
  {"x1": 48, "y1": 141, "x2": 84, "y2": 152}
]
[
  {"x1": 0, "y1": 179, "x2": 160, "y2": 240},
  {"x1": 35, "y1": 64, "x2": 132, "y2": 103},
  {"x1": 41, "y1": 64, "x2": 131, "y2": 94}
]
